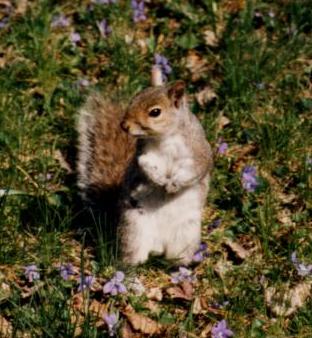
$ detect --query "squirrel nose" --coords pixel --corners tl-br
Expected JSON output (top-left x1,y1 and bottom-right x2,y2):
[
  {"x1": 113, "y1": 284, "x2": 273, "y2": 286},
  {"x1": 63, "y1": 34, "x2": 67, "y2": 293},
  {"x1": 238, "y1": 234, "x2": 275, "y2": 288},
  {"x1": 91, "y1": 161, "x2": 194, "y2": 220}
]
[{"x1": 120, "y1": 121, "x2": 129, "y2": 132}]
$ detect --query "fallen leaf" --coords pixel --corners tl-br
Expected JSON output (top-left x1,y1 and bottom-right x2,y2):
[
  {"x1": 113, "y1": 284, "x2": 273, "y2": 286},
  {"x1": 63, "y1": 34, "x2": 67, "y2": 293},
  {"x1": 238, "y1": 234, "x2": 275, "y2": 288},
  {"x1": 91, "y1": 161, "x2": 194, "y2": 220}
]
[
  {"x1": 200, "y1": 323, "x2": 213, "y2": 337},
  {"x1": 214, "y1": 259, "x2": 233, "y2": 281},
  {"x1": 0, "y1": 282, "x2": 11, "y2": 301},
  {"x1": 265, "y1": 281, "x2": 312, "y2": 317},
  {"x1": 192, "y1": 296, "x2": 206, "y2": 314},
  {"x1": 15, "y1": 0, "x2": 28, "y2": 15},
  {"x1": 21, "y1": 281, "x2": 44, "y2": 298},
  {"x1": 216, "y1": 114, "x2": 231, "y2": 132},
  {"x1": 144, "y1": 300, "x2": 160, "y2": 314},
  {"x1": 127, "y1": 277, "x2": 146, "y2": 296},
  {"x1": 195, "y1": 86, "x2": 217, "y2": 107},
  {"x1": 224, "y1": 239, "x2": 250, "y2": 260},
  {"x1": 146, "y1": 287, "x2": 163, "y2": 301},
  {"x1": 203, "y1": 30, "x2": 218, "y2": 47},
  {"x1": 185, "y1": 51, "x2": 209, "y2": 82},
  {"x1": 54, "y1": 150, "x2": 73, "y2": 174},
  {"x1": 89, "y1": 300, "x2": 109, "y2": 327},
  {"x1": 0, "y1": 316, "x2": 12, "y2": 337},
  {"x1": 124, "y1": 312, "x2": 162, "y2": 335},
  {"x1": 166, "y1": 281, "x2": 193, "y2": 301},
  {"x1": 277, "y1": 208, "x2": 295, "y2": 226},
  {"x1": 121, "y1": 321, "x2": 140, "y2": 338}
]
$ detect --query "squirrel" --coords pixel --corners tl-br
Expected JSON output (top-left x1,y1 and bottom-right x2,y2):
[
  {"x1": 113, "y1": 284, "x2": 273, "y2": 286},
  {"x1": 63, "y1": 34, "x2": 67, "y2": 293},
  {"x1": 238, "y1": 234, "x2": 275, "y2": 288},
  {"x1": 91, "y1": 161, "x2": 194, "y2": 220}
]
[{"x1": 77, "y1": 80, "x2": 213, "y2": 265}]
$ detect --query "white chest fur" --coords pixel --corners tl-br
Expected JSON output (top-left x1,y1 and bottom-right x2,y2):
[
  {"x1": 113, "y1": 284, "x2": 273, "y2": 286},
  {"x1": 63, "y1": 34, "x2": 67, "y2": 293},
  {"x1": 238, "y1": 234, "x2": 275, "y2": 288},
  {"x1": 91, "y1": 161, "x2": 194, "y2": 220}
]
[{"x1": 122, "y1": 132, "x2": 205, "y2": 265}]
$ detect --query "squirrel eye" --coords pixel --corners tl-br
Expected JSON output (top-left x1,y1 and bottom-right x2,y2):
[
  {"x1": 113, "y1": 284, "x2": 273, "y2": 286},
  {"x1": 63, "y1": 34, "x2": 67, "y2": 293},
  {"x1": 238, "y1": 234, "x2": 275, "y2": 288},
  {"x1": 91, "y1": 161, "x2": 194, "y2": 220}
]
[{"x1": 148, "y1": 108, "x2": 161, "y2": 118}]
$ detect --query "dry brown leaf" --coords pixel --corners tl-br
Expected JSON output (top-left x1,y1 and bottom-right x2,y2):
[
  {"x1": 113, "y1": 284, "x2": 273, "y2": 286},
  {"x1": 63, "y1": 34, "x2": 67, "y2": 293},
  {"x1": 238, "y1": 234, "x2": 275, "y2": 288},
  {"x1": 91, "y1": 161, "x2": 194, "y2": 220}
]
[
  {"x1": 277, "y1": 209, "x2": 295, "y2": 226},
  {"x1": 265, "y1": 281, "x2": 312, "y2": 317},
  {"x1": 203, "y1": 30, "x2": 219, "y2": 47},
  {"x1": 192, "y1": 296, "x2": 207, "y2": 314},
  {"x1": 0, "y1": 316, "x2": 12, "y2": 337},
  {"x1": 121, "y1": 321, "x2": 140, "y2": 338},
  {"x1": 54, "y1": 150, "x2": 73, "y2": 174},
  {"x1": 146, "y1": 287, "x2": 163, "y2": 301},
  {"x1": 195, "y1": 86, "x2": 217, "y2": 107},
  {"x1": 216, "y1": 114, "x2": 231, "y2": 132},
  {"x1": 185, "y1": 51, "x2": 209, "y2": 82},
  {"x1": 144, "y1": 300, "x2": 160, "y2": 314},
  {"x1": 89, "y1": 299, "x2": 109, "y2": 326},
  {"x1": 222, "y1": 0, "x2": 246, "y2": 13},
  {"x1": 125, "y1": 312, "x2": 162, "y2": 335},
  {"x1": 214, "y1": 259, "x2": 233, "y2": 281},
  {"x1": 0, "y1": 282, "x2": 11, "y2": 301},
  {"x1": 166, "y1": 281, "x2": 193, "y2": 301},
  {"x1": 200, "y1": 323, "x2": 213, "y2": 338},
  {"x1": 224, "y1": 239, "x2": 250, "y2": 260},
  {"x1": 21, "y1": 281, "x2": 44, "y2": 298},
  {"x1": 15, "y1": 0, "x2": 28, "y2": 15}
]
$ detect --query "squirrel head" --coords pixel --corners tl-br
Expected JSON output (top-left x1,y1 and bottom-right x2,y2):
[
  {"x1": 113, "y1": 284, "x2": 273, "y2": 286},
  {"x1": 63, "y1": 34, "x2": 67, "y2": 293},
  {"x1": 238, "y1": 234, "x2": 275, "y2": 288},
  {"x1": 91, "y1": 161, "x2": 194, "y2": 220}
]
[{"x1": 121, "y1": 81, "x2": 187, "y2": 138}]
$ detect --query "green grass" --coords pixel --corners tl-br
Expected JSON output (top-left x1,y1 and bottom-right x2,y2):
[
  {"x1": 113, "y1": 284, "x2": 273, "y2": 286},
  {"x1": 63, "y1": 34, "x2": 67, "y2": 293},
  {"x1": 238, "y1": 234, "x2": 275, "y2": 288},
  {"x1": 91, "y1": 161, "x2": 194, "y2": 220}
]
[{"x1": 0, "y1": 0, "x2": 311, "y2": 337}]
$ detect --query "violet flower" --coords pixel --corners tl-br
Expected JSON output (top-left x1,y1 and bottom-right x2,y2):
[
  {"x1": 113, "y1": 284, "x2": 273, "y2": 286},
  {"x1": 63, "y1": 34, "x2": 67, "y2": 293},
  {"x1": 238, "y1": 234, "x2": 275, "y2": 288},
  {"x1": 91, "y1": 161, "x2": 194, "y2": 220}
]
[
  {"x1": 131, "y1": 0, "x2": 146, "y2": 22},
  {"x1": 70, "y1": 32, "x2": 81, "y2": 46},
  {"x1": 103, "y1": 312, "x2": 118, "y2": 336},
  {"x1": 216, "y1": 139, "x2": 228, "y2": 155},
  {"x1": 241, "y1": 165, "x2": 259, "y2": 192},
  {"x1": 291, "y1": 252, "x2": 312, "y2": 277},
  {"x1": 193, "y1": 243, "x2": 209, "y2": 262},
  {"x1": 171, "y1": 267, "x2": 195, "y2": 284},
  {"x1": 24, "y1": 264, "x2": 40, "y2": 283},
  {"x1": 154, "y1": 54, "x2": 172, "y2": 82},
  {"x1": 78, "y1": 275, "x2": 95, "y2": 292},
  {"x1": 59, "y1": 263, "x2": 75, "y2": 280},
  {"x1": 209, "y1": 218, "x2": 222, "y2": 231},
  {"x1": 211, "y1": 319, "x2": 234, "y2": 338},
  {"x1": 96, "y1": 19, "x2": 112, "y2": 38},
  {"x1": 0, "y1": 16, "x2": 9, "y2": 29},
  {"x1": 103, "y1": 271, "x2": 127, "y2": 295},
  {"x1": 51, "y1": 14, "x2": 70, "y2": 28},
  {"x1": 74, "y1": 78, "x2": 90, "y2": 90}
]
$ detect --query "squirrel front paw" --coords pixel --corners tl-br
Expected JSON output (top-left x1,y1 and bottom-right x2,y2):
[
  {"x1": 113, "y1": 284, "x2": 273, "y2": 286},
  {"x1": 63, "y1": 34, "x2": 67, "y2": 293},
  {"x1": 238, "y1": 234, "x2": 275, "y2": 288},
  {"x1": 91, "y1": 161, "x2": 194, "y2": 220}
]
[{"x1": 138, "y1": 154, "x2": 167, "y2": 186}]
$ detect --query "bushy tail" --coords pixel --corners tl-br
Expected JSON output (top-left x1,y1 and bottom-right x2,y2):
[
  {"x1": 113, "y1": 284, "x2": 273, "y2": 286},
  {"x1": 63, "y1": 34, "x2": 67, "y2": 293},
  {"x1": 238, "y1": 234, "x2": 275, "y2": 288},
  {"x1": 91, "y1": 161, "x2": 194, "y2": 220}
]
[{"x1": 76, "y1": 93, "x2": 136, "y2": 206}]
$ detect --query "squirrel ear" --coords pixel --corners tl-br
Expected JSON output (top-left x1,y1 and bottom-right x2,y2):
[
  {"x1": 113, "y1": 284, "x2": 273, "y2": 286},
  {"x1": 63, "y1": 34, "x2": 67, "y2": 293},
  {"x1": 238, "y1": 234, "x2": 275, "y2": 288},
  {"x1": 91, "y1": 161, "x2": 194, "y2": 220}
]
[{"x1": 167, "y1": 80, "x2": 186, "y2": 108}]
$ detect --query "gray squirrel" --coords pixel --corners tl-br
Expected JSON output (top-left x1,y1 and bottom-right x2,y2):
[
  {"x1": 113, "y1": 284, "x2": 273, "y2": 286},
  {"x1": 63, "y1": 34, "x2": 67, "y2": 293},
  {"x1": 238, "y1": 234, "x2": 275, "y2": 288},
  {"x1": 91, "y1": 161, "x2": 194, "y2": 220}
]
[{"x1": 77, "y1": 80, "x2": 213, "y2": 265}]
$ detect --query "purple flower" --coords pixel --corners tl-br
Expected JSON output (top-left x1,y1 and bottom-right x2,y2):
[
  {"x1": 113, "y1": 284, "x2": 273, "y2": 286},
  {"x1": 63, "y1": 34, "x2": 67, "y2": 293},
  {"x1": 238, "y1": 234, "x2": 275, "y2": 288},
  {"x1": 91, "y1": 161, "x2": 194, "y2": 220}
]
[
  {"x1": 75, "y1": 78, "x2": 90, "y2": 89},
  {"x1": 0, "y1": 16, "x2": 9, "y2": 29},
  {"x1": 171, "y1": 267, "x2": 195, "y2": 284},
  {"x1": 103, "y1": 271, "x2": 127, "y2": 295},
  {"x1": 241, "y1": 165, "x2": 259, "y2": 192},
  {"x1": 154, "y1": 54, "x2": 172, "y2": 82},
  {"x1": 291, "y1": 252, "x2": 312, "y2": 277},
  {"x1": 96, "y1": 19, "x2": 112, "y2": 38},
  {"x1": 59, "y1": 263, "x2": 75, "y2": 280},
  {"x1": 209, "y1": 218, "x2": 222, "y2": 231},
  {"x1": 103, "y1": 312, "x2": 118, "y2": 336},
  {"x1": 211, "y1": 319, "x2": 234, "y2": 338},
  {"x1": 306, "y1": 156, "x2": 312, "y2": 168},
  {"x1": 51, "y1": 14, "x2": 70, "y2": 28},
  {"x1": 131, "y1": 0, "x2": 146, "y2": 23},
  {"x1": 24, "y1": 264, "x2": 40, "y2": 283},
  {"x1": 78, "y1": 275, "x2": 95, "y2": 292},
  {"x1": 216, "y1": 139, "x2": 228, "y2": 155},
  {"x1": 70, "y1": 32, "x2": 81, "y2": 46},
  {"x1": 193, "y1": 243, "x2": 209, "y2": 262}
]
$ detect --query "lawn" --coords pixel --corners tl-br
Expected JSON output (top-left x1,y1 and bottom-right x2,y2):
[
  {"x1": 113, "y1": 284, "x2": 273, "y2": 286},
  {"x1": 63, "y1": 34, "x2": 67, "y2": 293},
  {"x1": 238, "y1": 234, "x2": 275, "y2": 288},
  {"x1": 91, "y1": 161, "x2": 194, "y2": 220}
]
[{"x1": 0, "y1": 0, "x2": 311, "y2": 337}]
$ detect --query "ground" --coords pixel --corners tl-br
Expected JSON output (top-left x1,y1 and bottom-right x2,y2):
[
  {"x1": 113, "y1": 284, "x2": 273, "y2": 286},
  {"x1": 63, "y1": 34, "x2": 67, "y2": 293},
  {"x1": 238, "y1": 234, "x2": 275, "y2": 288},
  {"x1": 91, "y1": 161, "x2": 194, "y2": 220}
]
[{"x1": 0, "y1": 0, "x2": 311, "y2": 337}]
